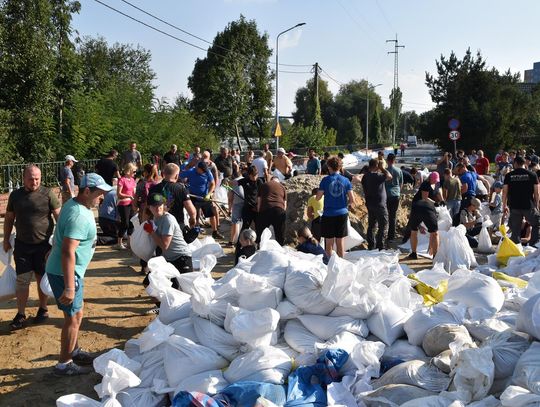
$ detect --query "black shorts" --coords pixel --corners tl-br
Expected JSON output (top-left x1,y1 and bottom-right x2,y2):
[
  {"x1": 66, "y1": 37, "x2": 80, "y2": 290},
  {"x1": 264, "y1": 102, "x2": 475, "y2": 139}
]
[
  {"x1": 408, "y1": 201, "x2": 438, "y2": 233},
  {"x1": 192, "y1": 197, "x2": 214, "y2": 218},
  {"x1": 320, "y1": 214, "x2": 348, "y2": 239},
  {"x1": 13, "y1": 239, "x2": 51, "y2": 276}
]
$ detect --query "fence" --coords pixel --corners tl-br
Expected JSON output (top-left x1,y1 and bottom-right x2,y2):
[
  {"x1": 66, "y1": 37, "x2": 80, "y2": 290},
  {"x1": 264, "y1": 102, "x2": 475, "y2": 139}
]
[{"x1": 0, "y1": 159, "x2": 99, "y2": 193}]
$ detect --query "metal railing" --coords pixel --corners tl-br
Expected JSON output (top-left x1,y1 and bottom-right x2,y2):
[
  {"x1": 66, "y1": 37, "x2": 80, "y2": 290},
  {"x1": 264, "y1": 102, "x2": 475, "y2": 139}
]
[{"x1": 0, "y1": 159, "x2": 99, "y2": 193}]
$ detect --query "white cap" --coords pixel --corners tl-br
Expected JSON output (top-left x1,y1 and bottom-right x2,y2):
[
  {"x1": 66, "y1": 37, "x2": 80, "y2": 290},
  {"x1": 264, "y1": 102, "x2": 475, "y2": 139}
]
[
  {"x1": 277, "y1": 148, "x2": 286, "y2": 154},
  {"x1": 65, "y1": 154, "x2": 78, "y2": 162}
]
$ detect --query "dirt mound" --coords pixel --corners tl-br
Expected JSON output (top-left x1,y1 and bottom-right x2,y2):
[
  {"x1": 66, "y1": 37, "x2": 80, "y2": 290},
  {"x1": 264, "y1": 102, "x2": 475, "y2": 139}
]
[{"x1": 283, "y1": 175, "x2": 413, "y2": 244}]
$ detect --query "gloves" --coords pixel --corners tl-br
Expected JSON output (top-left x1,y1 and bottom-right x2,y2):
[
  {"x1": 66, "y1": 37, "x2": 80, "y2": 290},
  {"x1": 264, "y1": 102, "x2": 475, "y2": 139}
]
[
  {"x1": 204, "y1": 193, "x2": 212, "y2": 201},
  {"x1": 183, "y1": 226, "x2": 200, "y2": 244},
  {"x1": 143, "y1": 220, "x2": 157, "y2": 234}
]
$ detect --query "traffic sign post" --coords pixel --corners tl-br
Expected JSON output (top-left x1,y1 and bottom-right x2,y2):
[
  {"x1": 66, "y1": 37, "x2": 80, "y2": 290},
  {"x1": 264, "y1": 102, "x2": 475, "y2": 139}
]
[{"x1": 449, "y1": 130, "x2": 461, "y2": 156}]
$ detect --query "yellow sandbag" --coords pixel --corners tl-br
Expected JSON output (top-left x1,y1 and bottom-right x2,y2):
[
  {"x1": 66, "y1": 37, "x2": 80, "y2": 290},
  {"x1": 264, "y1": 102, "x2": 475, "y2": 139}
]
[
  {"x1": 496, "y1": 225, "x2": 524, "y2": 266},
  {"x1": 492, "y1": 271, "x2": 528, "y2": 289},
  {"x1": 408, "y1": 274, "x2": 448, "y2": 306}
]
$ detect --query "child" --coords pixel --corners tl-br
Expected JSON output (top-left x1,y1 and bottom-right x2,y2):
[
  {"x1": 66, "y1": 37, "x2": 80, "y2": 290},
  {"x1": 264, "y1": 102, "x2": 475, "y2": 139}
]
[
  {"x1": 296, "y1": 226, "x2": 329, "y2": 264},
  {"x1": 489, "y1": 181, "x2": 503, "y2": 232},
  {"x1": 235, "y1": 228, "x2": 257, "y2": 265},
  {"x1": 306, "y1": 188, "x2": 323, "y2": 241}
]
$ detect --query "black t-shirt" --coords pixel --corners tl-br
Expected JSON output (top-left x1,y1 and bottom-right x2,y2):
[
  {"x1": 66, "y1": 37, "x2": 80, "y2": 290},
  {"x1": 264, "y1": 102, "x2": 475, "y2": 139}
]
[
  {"x1": 163, "y1": 151, "x2": 180, "y2": 166},
  {"x1": 215, "y1": 155, "x2": 233, "y2": 178},
  {"x1": 149, "y1": 180, "x2": 190, "y2": 226},
  {"x1": 504, "y1": 168, "x2": 539, "y2": 210},
  {"x1": 402, "y1": 170, "x2": 415, "y2": 185},
  {"x1": 95, "y1": 158, "x2": 118, "y2": 186},
  {"x1": 413, "y1": 180, "x2": 440, "y2": 203},
  {"x1": 361, "y1": 172, "x2": 387, "y2": 207},
  {"x1": 238, "y1": 177, "x2": 263, "y2": 210}
]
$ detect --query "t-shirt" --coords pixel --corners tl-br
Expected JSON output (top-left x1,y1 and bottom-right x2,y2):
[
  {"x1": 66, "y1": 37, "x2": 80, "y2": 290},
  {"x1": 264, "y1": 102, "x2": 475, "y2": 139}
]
[
  {"x1": 361, "y1": 172, "x2": 387, "y2": 208},
  {"x1": 6, "y1": 186, "x2": 60, "y2": 244},
  {"x1": 163, "y1": 151, "x2": 180, "y2": 166},
  {"x1": 307, "y1": 195, "x2": 324, "y2": 220},
  {"x1": 504, "y1": 168, "x2": 539, "y2": 210},
  {"x1": 306, "y1": 158, "x2": 321, "y2": 175},
  {"x1": 475, "y1": 157, "x2": 490, "y2": 175},
  {"x1": 122, "y1": 149, "x2": 142, "y2": 166},
  {"x1": 149, "y1": 180, "x2": 190, "y2": 226},
  {"x1": 460, "y1": 171, "x2": 477, "y2": 197},
  {"x1": 436, "y1": 160, "x2": 453, "y2": 179},
  {"x1": 319, "y1": 173, "x2": 352, "y2": 216},
  {"x1": 95, "y1": 158, "x2": 119, "y2": 186},
  {"x1": 153, "y1": 212, "x2": 190, "y2": 261},
  {"x1": 180, "y1": 167, "x2": 214, "y2": 197},
  {"x1": 413, "y1": 180, "x2": 440, "y2": 203},
  {"x1": 98, "y1": 190, "x2": 117, "y2": 221},
  {"x1": 444, "y1": 177, "x2": 462, "y2": 201},
  {"x1": 274, "y1": 156, "x2": 292, "y2": 175},
  {"x1": 238, "y1": 177, "x2": 263, "y2": 210},
  {"x1": 460, "y1": 208, "x2": 482, "y2": 230},
  {"x1": 491, "y1": 192, "x2": 502, "y2": 214},
  {"x1": 385, "y1": 165, "x2": 403, "y2": 198},
  {"x1": 214, "y1": 155, "x2": 234, "y2": 178},
  {"x1": 46, "y1": 198, "x2": 97, "y2": 278},
  {"x1": 60, "y1": 166, "x2": 75, "y2": 193},
  {"x1": 297, "y1": 241, "x2": 329, "y2": 264},
  {"x1": 117, "y1": 176, "x2": 136, "y2": 206},
  {"x1": 252, "y1": 157, "x2": 268, "y2": 179},
  {"x1": 258, "y1": 181, "x2": 286, "y2": 212}
]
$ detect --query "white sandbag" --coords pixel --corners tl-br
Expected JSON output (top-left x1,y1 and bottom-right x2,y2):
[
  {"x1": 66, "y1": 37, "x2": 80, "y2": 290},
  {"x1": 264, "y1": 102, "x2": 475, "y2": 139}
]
[
  {"x1": 465, "y1": 319, "x2": 512, "y2": 341},
  {"x1": 327, "y1": 381, "x2": 361, "y2": 407},
  {"x1": 0, "y1": 236, "x2": 14, "y2": 266},
  {"x1": 191, "y1": 237, "x2": 225, "y2": 259},
  {"x1": 0, "y1": 264, "x2": 16, "y2": 301},
  {"x1": 434, "y1": 226, "x2": 477, "y2": 273},
  {"x1": 93, "y1": 348, "x2": 141, "y2": 376},
  {"x1": 372, "y1": 360, "x2": 451, "y2": 393},
  {"x1": 223, "y1": 346, "x2": 292, "y2": 384},
  {"x1": 322, "y1": 254, "x2": 356, "y2": 305},
  {"x1": 482, "y1": 330, "x2": 530, "y2": 380},
  {"x1": 124, "y1": 339, "x2": 142, "y2": 361},
  {"x1": 444, "y1": 269, "x2": 504, "y2": 318},
  {"x1": 138, "y1": 318, "x2": 174, "y2": 352},
  {"x1": 190, "y1": 277, "x2": 229, "y2": 326},
  {"x1": 130, "y1": 222, "x2": 157, "y2": 261},
  {"x1": 500, "y1": 385, "x2": 540, "y2": 407},
  {"x1": 477, "y1": 226, "x2": 494, "y2": 253},
  {"x1": 344, "y1": 219, "x2": 365, "y2": 251},
  {"x1": 239, "y1": 286, "x2": 283, "y2": 311},
  {"x1": 400, "y1": 395, "x2": 463, "y2": 407},
  {"x1": 138, "y1": 349, "x2": 167, "y2": 388},
  {"x1": 168, "y1": 318, "x2": 198, "y2": 343},
  {"x1": 367, "y1": 301, "x2": 410, "y2": 346},
  {"x1": 449, "y1": 343, "x2": 494, "y2": 403},
  {"x1": 277, "y1": 300, "x2": 302, "y2": 320},
  {"x1": 362, "y1": 384, "x2": 436, "y2": 407},
  {"x1": 174, "y1": 370, "x2": 229, "y2": 397},
  {"x1": 284, "y1": 319, "x2": 321, "y2": 354},
  {"x1": 383, "y1": 340, "x2": 428, "y2": 363},
  {"x1": 39, "y1": 272, "x2": 54, "y2": 297},
  {"x1": 432, "y1": 350, "x2": 453, "y2": 374},
  {"x1": 512, "y1": 341, "x2": 540, "y2": 394},
  {"x1": 516, "y1": 293, "x2": 540, "y2": 340},
  {"x1": 284, "y1": 259, "x2": 335, "y2": 315},
  {"x1": 56, "y1": 394, "x2": 102, "y2": 407},
  {"x1": 116, "y1": 387, "x2": 168, "y2": 407},
  {"x1": 163, "y1": 335, "x2": 228, "y2": 388},
  {"x1": 228, "y1": 307, "x2": 280, "y2": 348},
  {"x1": 422, "y1": 324, "x2": 473, "y2": 357},
  {"x1": 350, "y1": 340, "x2": 386, "y2": 379},
  {"x1": 250, "y1": 250, "x2": 288, "y2": 288},
  {"x1": 317, "y1": 331, "x2": 365, "y2": 355},
  {"x1": 94, "y1": 360, "x2": 141, "y2": 399},
  {"x1": 192, "y1": 316, "x2": 241, "y2": 361},
  {"x1": 146, "y1": 257, "x2": 182, "y2": 298},
  {"x1": 466, "y1": 396, "x2": 500, "y2": 407},
  {"x1": 297, "y1": 314, "x2": 368, "y2": 341},
  {"x1": 389, "y1": 277, "x2": 423, "y2": 311},
  {"x1": 176, "y1": 271, "x2": 214, "y2": 296},
  {"x1": 158, "y1": 288, "x2": 191, "y2": 324}
]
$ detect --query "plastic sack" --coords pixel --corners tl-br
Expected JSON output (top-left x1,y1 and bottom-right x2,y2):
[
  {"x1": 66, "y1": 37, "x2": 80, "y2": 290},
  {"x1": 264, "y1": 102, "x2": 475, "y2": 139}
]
[
  {"x1": 215, "y1": 382, "x2": 287, "y2": 407},
  {"x1": 94, "y1": 360, "x2": 141, "y2": 400},
  {"x1": 38, "y1": 272, "x2": 54, "y2": 297},
  {"x1": 477, "y1": 226, "x2": 493, "y2": 253},
  {"x1": 497, "y1": 225, "x2": 525, "y2": 266},
  {"x1": 516, "y1": 292, "x2": 540, "y2": 340},
  {"x1": 297, "y1": 314, "x2": 368, "y2": 341},
  {"x1": 192, "y1": 316, "x2": 241, "y2": 361},
  {"x1": 227, "y1": 307, "x2": 280, "y2": 348},
  {"x1": 93, "y1": 348, "x2": 141, "y2": 376},
  {"x1": 277, "y1": 300, "x2": 302, "y2": 320},
  {"x1": 116, "y1": 387, "x2": 168, "y2": 407},
  {"x1": 372, "y1": 360, "x2": 451, "y2": 393},
  {"x1": 159, "y1": 288, "x2": 192, "y2": 325},
  {"x1": 0, "y1": 237, "x2": 14, "y2": 266},
  {"x1": 317, "y1": 331, "x2": 364, "y2": 356},
  {"x1": 500, "y1": 385, "x2": 540, "y2": 407},
  {"x1": 239, "y1": 286, "x2": 283, "y2": 311},
  {"x1": 361, "y1": 384, "x2": 436, "y2": 407},
  {"x1": 422, "y1": 324, "x2": 473, "y2": 357},
  {"x1": 512, "y1": 342, "x2": 540, "y2": 394},
  {"x1": 349, "y1": 340, "x2": 386, "y2": 379},
  {"x1": 56, "y1": 394, "x2": 101, "y2": 407},
  {"x1": 367, "y1": 301, "x2": 410, "y2": 346},
  {"x1": 138, "y1": 318, "x2": 174, "y2": 352},
  {"x1": 382, "y1": 339, "x2": 428, "y2": 368},
  {"x1": 168, "y1": 318, "x2": 198, "y2": 343},
  {"x1": 130, "y1": 221, "x2": 157, "y2": 261},
  {"x1": 482, "y1": 330, "x2": 530, "y2": 380},
  {"x1": 138, "y1": 350, "x2": 167, "y2": 389},
  {"x1": 344, "y1": 219, "x2": 365, "y2": 251},
  {"x1": 223, "y1": 346, "x2": 292, "y2": 384},
  {"x1": 284, "y1": 319, "x2": 321, "y2": 354},
  {"x1": 404, "y1": 303, "x2": 466, "y2": 346},
  {"x1": 250, "y1": 250, "x2": 288, "y2": 288},
  {"x1": 437, "y1": 206, "x2": 453, "y2": 232},
  {"x1": 434, "y1": 226, "x2": 477, "y2": 273},
  {"x1": 174, "y1": 370, "x2": 229, "y2": 397},
  {"x1": 0, "y1": 264, "x2": 16, "y2": 301}
]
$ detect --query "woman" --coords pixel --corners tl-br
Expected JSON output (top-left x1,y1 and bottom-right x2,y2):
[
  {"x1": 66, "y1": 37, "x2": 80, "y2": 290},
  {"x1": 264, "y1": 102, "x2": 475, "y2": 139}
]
[
  {"x1": 296, "y1": 226, "x2": 329, "y2": 264},
  {"x1": 116, "y1": 163, "x2": 137, "y2": 249}
]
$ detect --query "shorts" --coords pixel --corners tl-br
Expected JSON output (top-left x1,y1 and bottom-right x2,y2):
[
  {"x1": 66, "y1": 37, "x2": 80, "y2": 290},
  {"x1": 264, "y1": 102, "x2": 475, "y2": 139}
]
[
  {"x1": 320, "y1": 214, "x2": 348, "y2": 239},
  {"x1": 231, "y1": 204, "x2": 243, "y2": 224},
  {"x1": 408, "y1": 201, "x2": 438, "y2": 233},
  {"x1": 192, "y1": 197, "x2": 214, "y2": 218},
  {"x1": 14, "y1": 239, "x2": 50, "y2": 276},
  {"x1": 47, "y1": 272, "x2": 84, "y2": 316}
]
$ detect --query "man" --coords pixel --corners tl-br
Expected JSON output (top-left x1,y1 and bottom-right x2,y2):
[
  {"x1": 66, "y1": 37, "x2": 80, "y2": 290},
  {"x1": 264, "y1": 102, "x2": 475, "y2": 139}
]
[
  {"x1": 400, "y1": 143, "x2": 406, "y2": 157},
  {"x1": 45, "y1": 173, "x2": 113, "y2": 376},
  {"x1": 95, "y1": 150, "x2": 120, "y2": 186},
  {"x1": 306, "y1": 148, "x2": 321, "y2": 175},
  {"x1": 121, "y1": 141, "x2": 142, "y2": 169},
  {"x1": 496, "y1": 152, "x2": 513, "y2": 182},
  {"x1": 385, "y1": 154, "x2": 403, "y2": 242},
  {"x1": 163, "y1": 144, "x2": 181, "y2": 167},
  {"x1": 443, "y1": 168, "x2": 462, "y2": 217},
  {"x1": 201, "y1": 150, "x2": 220, "y2": 183},
  {"x1": 455, "y1": 163, "x2": 477, "y2": 208},
  {"x1": 405, "y1": 172, "x2": 443, "y2": 260},
  {"x1": 317, "y1": 156, "x2": 356, "y2": 258},
  {"x1": 361, "y1": 159, "x2": 392, "y2": 250},
  {"x1": 180, "y1": 161, "x2": 223, "y2": 239},
  {"x1": 503, "y1": 155, "x2": 540, "y2": 246},
  {"x1": 436, "y1": 152, "x2": 453, "y2": 181},
  {"x1": 252, "y1": 150, "x2": 269, "y2": 182},
  {"x1": 3, "y1": 165, "x2": 61, "y2": 330},
  {"x1": 97, "y1": 186, "x2": 118, "y2": 246},
  {"x1": 256, "y1": 176, "x2": 287, "y2": 245},
  {"x1": 214, "y1": 147, "x2": 236, "y2": 180},
  {"x1": 468, "y1": 150, "x2": 478, "y2": 166},
  {"x1": 475, "y1": 150, "x2": 490, "y2": 175},
  {"x1": 263, "y1": 143, "x2": 273, "y2": 169},
  {"x1": 459, "y1": 197, "x2": 483, "y2": 248},
  {"x1": 320, "y1": 152, "x2": 330, "y2": 175},
  {"x1": 60, "y1": 155, "x2": 77, "y2": 204},
  {"x1": 238, "y1": 165, "x2": 263, "y2": 231},
  {"x1": 274, "y1": 148, "x2": 293, "y2": 179}
]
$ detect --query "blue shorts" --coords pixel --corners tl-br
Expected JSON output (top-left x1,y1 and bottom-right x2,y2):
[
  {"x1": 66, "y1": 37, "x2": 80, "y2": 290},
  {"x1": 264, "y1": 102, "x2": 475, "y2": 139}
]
[
  {"x1": 231, "y1": 204, "x2": 243, "y2": 224},
  {"x1": 47, "y1": 273, "x2": 84, "y2": 316}
]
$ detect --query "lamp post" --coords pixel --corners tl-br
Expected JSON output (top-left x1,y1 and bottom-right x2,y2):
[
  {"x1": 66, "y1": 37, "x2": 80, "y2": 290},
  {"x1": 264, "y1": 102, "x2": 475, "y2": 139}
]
[
  {"x1": 365, "y1": 82, "x2": 382, "y2": 153},
  {"x1": 275, "y1": 22, "x2": 306, "y2": 151}
]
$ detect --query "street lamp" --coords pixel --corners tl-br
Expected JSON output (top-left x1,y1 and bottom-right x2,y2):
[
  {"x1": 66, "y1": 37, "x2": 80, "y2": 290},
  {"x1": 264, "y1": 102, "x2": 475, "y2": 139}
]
[
  {"x1": 365, "y1": 82, "x2": 382, "y2": 153},
  {"x1": 275, "y1": 22, "x2": 306, "y2": 151}
]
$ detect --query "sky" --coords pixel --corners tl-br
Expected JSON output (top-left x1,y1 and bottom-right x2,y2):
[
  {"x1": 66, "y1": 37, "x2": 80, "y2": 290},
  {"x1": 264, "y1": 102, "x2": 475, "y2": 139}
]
[{"x1": 74, "y1": 0, "x2": 540, "y2": 117}]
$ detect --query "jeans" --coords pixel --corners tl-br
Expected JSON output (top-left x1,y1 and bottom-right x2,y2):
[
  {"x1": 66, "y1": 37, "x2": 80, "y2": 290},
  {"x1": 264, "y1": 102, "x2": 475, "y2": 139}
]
[
  {"x1": 447, "y1": 199, "x2": 461, "y2": 218},
  {"x1": 509, "y1": 208, "x2": 540, "y2": 246},
  {"x1": 366, "y1": 205, "x2": 388, "y2": 250},
  {"x1": 386, "y1": 196, "x2": 400, "y2": 240}
]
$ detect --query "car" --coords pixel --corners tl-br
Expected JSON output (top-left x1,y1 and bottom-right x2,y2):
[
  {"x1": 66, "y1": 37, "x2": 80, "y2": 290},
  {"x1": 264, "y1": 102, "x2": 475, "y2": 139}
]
[{"x1": 407, "y1": 135, "x2": 418, "y2": 147}]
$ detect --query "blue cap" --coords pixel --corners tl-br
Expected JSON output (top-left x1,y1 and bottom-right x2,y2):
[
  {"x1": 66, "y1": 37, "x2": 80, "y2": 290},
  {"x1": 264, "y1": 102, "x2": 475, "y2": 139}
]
[
  {"x1": 80, "y1": 173, "x2": 113, "y2": 192},
  {"x1": 493, "y1": 181, "x2": 503, "y2": 189}
]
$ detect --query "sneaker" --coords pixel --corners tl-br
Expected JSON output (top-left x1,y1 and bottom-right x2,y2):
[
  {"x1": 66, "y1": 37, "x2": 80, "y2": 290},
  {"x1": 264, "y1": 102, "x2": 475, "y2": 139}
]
[
  {"x1": 212, "y1": 230, "x2": 224, "y2": 240},
  {"x1": 72, "y1": 349, "x2": 97, "y2": 366},
  {"x1": 9, "y1": 313, "x2": 26, "y2": 331},
  {"x1": 145, "y1": 307, "x2": 160, "y2": 315},
  {"x1": 33, "y1": 307, "x2": 49, "y2": 324},
  {"x1": 53, "y1": 361, "x2": 93, "y2": 376},
  {"x1": 115, "y1": 243, "x2": 127, "y2": 250},
  {"x1": 405, "y1": 252, "x2": 418, "y2": 260}
]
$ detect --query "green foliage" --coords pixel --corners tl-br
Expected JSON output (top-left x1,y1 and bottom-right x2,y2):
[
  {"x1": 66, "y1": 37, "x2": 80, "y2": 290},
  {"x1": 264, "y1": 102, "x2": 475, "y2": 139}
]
[
  {"x1": 292, "y1": 78, "x2": 335, "y2": 128},
  {"x1": 280, "y1": 124, "x2": 336, "y2": 151},
  {"x1": 336, "y1": 116, "x2": 363, "y2": 145}
]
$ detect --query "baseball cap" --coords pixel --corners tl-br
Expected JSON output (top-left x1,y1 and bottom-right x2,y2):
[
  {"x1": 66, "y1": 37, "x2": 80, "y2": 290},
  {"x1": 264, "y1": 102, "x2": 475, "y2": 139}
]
[
  {"x1": 277, "y1": 147, "x2": 286, "y2": 154},
  {"x1": 532, "y1": 156, "x2": 539, "y2": 165},
  {"x1": 493, "y1": 181, "x2": 503, "y2": 189},
  {"x1": 429, "y1": 172, "x2": 440, "y2": 183},
  {"x1": 79, "y1": 173, "x2": 113, "y2": 191},
  {"x1": 197, "y1": 161, "x2": 208, "y2": 172},
  {"x1": 147, "y1": 193, "x2": 165, "y2": 206},
  {"x1": 65, "y1": 154, "x2": 78, "y2": 162},
  {"x1": 470, "y1": 197, "x2": 481, "y2": 208}
]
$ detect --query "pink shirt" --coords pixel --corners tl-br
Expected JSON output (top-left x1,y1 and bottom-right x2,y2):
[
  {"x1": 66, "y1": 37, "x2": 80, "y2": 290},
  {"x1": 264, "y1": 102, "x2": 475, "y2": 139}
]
[{"x1": 117, "y1": 176, "x2": 136, "y2": 206}]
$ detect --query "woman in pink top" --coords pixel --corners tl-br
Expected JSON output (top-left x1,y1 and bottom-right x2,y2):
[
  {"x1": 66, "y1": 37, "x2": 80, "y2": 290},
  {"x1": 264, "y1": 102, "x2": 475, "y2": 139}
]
[{"x1": 116, "y1": 163, "x2": 137, "y2": 249}]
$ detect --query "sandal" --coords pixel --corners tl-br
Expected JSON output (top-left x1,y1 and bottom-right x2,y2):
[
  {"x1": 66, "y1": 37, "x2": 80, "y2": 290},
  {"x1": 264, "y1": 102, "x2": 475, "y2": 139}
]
[
  {"x1": 9, "y1": 313, "x2": 26, "y2": 331},
  {"x1": 33, "y1": 307, "x2": 49, "y2": 324}
]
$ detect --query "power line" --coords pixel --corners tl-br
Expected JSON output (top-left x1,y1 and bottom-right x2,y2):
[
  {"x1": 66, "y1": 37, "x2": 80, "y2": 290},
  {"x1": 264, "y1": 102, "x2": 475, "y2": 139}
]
[{"x1": 374, "y1": 0, "x2": 395, "y2": 33}]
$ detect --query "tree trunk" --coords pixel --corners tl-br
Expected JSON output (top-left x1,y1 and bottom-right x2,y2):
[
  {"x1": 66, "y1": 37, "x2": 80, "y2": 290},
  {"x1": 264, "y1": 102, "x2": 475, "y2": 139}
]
[{"x1": 234, "y1": 123, "x2": 242, "y2": 152}]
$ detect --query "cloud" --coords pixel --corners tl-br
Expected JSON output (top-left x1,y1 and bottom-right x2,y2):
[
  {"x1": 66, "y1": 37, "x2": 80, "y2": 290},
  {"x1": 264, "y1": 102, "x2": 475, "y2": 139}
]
[{"x1": 276, "y1": 29, "x2": 304, "y2": 50}]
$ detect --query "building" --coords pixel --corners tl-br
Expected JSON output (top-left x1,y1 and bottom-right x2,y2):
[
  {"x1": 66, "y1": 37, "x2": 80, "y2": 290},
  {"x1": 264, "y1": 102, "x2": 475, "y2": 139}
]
[{"x1": 524, "y1": 62, "x2": 540, "y2": 84}]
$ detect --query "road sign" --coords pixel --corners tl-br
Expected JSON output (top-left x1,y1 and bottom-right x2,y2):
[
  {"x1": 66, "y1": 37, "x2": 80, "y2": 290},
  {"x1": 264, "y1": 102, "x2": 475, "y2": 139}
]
[
  {"x1": 274, "y1": 121, "x2": 282, "y2": 137},
  {"x1": 449, "y1": 130, "x2": 461, "y2": 141},
  {"x1": 448, "y1": 118, "x2": 460, "y2": 130}
]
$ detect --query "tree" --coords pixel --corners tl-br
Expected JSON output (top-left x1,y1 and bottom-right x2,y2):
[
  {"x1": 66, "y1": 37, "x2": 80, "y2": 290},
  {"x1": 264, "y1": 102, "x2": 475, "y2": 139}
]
[
  {"x1": 336, "y1": 116, "x2": 363, "y2": 145},
  {"x1": 189, "y1": 16, "x2": 274, "y2": 149},
  {"x1": 389, "y1": 87, "x2": 403, "y2": 142},
  {"x1": 279, "y1": 124, "x2": 336, "y2": 151},
  {"x1": 292, "y1": 78, "x2": 335, "y2": 129}
]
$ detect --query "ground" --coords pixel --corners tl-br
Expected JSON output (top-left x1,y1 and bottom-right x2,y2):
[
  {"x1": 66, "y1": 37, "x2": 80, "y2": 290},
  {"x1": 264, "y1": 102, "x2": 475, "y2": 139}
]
[{"x1": 0, "y1": 220, "x2": 432, "y2": 407}]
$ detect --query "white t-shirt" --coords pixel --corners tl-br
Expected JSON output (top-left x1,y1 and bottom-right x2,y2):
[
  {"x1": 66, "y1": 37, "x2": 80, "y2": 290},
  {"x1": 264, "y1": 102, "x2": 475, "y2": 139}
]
[{"x1": 252, "y1": 156, "x2": 268, "y2": 178}]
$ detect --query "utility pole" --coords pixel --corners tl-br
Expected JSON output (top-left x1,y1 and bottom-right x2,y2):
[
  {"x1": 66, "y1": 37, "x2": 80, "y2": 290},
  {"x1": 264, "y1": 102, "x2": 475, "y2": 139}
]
[
  {"x1": 313, "y1": 62, "x2": 320, "y2": 102},
  {"x1": 312, "y1": 62, "x2": 322, "y2": 127},
  {"x1": 387, "y1": 34, "x2": 405, "y2": 145}
]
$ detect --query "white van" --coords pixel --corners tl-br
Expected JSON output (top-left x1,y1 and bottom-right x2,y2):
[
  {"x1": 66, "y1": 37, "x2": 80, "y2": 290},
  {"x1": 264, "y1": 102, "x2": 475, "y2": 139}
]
[{"x1": 407, "y1": 135, "x2": 417, "y2": 147}]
